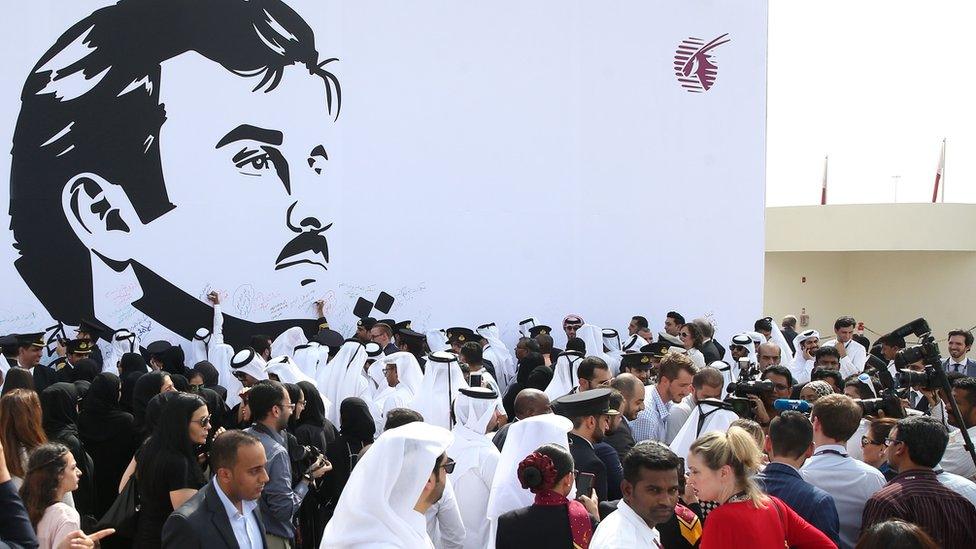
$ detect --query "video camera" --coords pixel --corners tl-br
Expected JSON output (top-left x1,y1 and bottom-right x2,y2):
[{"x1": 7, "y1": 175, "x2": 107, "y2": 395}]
[
  {"x1": 897, "y1": 368, "x2": 941, "y2": 391},
  {"x1": 854, "y1": 397, "x2": 903, "y2": 418},
  {"x1": 727, "y1": 379, "x2": 774, "y2": 398}
]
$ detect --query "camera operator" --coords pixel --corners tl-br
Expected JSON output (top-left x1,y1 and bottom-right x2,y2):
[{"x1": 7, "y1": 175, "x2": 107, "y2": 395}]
[
  {"x1": 877, "y1": 334, "x2": 905, "y2": 380},
  {"x1": 749, "y1": 366, "x2": 794, "y2": 427},
  {"x1": 789, "y1": 349, "x2": 842, "y2": 398},
  {"x1": 245, "y1": 380, "x2": 331, "y2": 548},
  {"x1": 939, "y1": 377, "x2": 976, "y2": 481}
]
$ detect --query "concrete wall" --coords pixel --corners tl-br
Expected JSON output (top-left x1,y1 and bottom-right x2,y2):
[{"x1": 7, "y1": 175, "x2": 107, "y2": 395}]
[{"x1": 764, "y1": 250, "x2": 976, "y2": 353}]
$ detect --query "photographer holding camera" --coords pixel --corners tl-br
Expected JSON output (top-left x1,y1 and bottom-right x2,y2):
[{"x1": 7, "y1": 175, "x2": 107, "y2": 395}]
[
  {"x1": 940, "y1": 377, "x2": 976, "y2": 481},
  {"x1": 245, "y1": 380, "x2": 331, "y2": 548}
]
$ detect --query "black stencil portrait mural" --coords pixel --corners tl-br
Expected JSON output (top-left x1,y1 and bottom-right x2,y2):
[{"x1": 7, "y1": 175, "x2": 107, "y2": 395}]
[
  {"x1": 10, "y1": 0, "x2": 342, "y2": 347},
  {"x1": 4, "y1": 0, "x2": 769, "y2": 352}
]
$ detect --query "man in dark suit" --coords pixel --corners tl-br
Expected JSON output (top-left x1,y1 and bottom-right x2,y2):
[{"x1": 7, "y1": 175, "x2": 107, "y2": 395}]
[
  {"x1": 946, "y1": 330, "x2": 976, "y2": 377},
  {"x1": 12, "y1": 333, "x2": 59, "y2": 393},
  {"x1": 756, "y1": 411, "x2": 840, "y2": 546},
  {"x1": 552, "y1": 388, "x2": 619, "y2": 501},
  {"x1": 781, "y1": 315, "x2": 799, "y2": 353},
  {"x1": 695, "y1": 318, "x2": 723, "y2": 365},
  {"x1": 163, "y1": 430, "x2": 270, "y2": 549}
]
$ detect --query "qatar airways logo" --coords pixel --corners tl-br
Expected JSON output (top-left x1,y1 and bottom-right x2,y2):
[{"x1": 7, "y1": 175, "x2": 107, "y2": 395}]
[{"x1": 673, "y1": 34, "x2": 730, "y2": 93}]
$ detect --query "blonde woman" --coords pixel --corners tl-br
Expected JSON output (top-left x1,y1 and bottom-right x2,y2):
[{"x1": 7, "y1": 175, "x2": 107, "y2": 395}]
[{"x1": 687, "y1": 427, "x2": 834, "y2": 548}]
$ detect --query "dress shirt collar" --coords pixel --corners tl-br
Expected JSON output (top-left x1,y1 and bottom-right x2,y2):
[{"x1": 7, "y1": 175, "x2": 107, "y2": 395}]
[
  {"x1": 764, "y1": 461, "x2": 802, "y2": 478},
  {"x1": 812, "y1": 443, "x2": 848, "y2": 457},
  {"x1": 213, "y1": 479, "x2": 258, "y2": 518},
  {"x1": 616, "y1": 499, "x2": 659, "y2": 539},
  {"x1": 570, "y1": 432, "x2": 594, "y2": 449}
]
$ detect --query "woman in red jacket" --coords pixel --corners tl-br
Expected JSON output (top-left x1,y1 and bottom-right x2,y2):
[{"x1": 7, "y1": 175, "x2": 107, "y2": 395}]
[{"x1": 687, "y1": 427, "x2": 836, "y2": 548}]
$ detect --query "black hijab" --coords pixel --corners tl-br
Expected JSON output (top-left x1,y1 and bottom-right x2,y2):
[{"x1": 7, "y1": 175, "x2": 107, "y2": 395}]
[
  {"x1": 160, "y1": 345, "x2": 188, "y2": 377},
  {"x1": 338, "y1": 397, "x2": 375, "y2": 444},
  {"x1": 143, "y1": 391, "x2": 181, "y2": 435},
  {"x1": 193, "y1": 361, "x2": 220, "y2": 387},
  {"x1": 132, "y1": 371, "x2": 168, "y2": 430},
  {"x1": 119, "y1": 352, "x2": 147, "y2": 410},
  {"x1": 70, "y1": 358, "x2": 99, "y2": 383},
  {"x1": 296, "y1": 380, "x2": 325, "y2": 428},
  {"x1": 40, "y1": 382, "x2": 80, "y2": 441},
  {"x1": 1, "y1": 367, "x2": 35, "y2": 395},
  {"x1": 79, "y1": 372, "x2": 132, "y2": 443}
]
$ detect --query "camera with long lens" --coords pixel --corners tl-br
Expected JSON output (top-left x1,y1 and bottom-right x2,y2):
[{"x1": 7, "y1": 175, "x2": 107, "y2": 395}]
[
  {"x1": 897, "y1": 367, "x2": 941, "y2": 390},
  {"x1": 894, "y1": 340, "x2": 941, "y2": 369},
  {"x1": 728, "y1": 379, "x2": 774, "y2": 398},
  {"x1": 855, "y1": 397, "x2": 903, "y2": 418}
]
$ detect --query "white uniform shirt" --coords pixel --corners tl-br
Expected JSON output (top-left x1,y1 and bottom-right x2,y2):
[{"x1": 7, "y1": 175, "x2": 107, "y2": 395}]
[
  {"x1": 936, "y1": 468, "x2": 976, "y2": 506},
  {"x1": 800, "y1": 444, "x2": 886, "y2": 549},
  {"x1": 939, "y1": 425, "x2": 976, "y2": 481},
  {"x1": 590, "y1": 499, "x2": 661, "y2": 548}
]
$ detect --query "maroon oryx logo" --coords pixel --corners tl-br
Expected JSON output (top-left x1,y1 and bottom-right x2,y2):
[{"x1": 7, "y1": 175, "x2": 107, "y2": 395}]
[{"x1": 674, "y1": 34, "x2": 730, "y2": 92}]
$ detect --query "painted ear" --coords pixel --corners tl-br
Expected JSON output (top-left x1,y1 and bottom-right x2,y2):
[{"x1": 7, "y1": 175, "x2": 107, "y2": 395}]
[{"x1": 61, "y1": 173, "x2": 143, "y2": 263}]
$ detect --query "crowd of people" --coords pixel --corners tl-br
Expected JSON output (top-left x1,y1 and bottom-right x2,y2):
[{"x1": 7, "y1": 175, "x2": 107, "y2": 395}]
[{"x1": 1, "y1": 303, "x2": 975, "y2": 549}]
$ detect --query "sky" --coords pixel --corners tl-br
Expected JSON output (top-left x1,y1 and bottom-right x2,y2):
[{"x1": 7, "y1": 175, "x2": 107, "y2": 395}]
[{"x1": 766, "y1": 1, "x2": 976, "y2": 206}]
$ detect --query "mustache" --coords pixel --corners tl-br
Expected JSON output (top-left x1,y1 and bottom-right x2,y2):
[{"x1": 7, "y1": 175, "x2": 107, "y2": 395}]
[{"x1": 275, "y1": 231, "x2": 330, "y2": 270}]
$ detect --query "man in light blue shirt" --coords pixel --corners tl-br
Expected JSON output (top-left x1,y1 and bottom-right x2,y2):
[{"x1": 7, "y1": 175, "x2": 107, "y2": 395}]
[
  {"x1": 629, "y1": 353, "x2": 695, "y2": 442},
  {"x1": 801, "y1": 394, "x2": 885, "y2": 549},
  {"x1": 163, "y1": 430, "x2": 270, "y2": 549}
]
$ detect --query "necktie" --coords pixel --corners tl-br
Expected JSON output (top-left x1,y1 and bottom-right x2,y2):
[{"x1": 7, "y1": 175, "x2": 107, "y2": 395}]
[{"x1": 954, "y1": 363, "x2": 964, "y2": 373}]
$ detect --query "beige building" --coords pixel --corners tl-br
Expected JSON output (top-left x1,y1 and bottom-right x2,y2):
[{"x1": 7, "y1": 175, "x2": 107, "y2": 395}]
[{"x1": 764, "y1": 203, "x2": 976, "y2": 353}]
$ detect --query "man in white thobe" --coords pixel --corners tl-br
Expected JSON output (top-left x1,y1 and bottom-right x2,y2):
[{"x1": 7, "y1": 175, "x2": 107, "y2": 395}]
[
  {"x1": 321, "y1": 422, "x2": 455, "y2": 548},
  {"x1": 789, "y1": 330, "x2": 820, "y2": 385},
  {"x1": 447, "y1": 387, "x2": 502, "y2": 549}
]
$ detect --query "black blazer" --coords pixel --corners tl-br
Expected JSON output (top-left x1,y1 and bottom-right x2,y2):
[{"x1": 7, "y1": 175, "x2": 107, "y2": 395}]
[
  {"x1": 0, "y1": 480, "x2": 38, "y2": 549},
  {"x1": 701, "y1": 340, "x2": 723, "y2": 365},
  {"x1": 568, "y1": 433, "x2": 607, "y2": 501},
  {"x1": 496, "y1": 503, "x2": 598, "y2": 549},
  {"x1": 162, "y1": 481, "x2": 267, "y2": 549}
]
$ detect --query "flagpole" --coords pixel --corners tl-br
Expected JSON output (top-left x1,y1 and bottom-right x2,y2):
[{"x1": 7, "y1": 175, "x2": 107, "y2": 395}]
[
  {"x1": 820, "y1": 155, "x2": 828, "y2": 205},
  {"x1": 941, "y1": 138, "x2": 946, "y2": 203},
  {"x1": 932, "y1": 138, "x2": 945, "y2": 203}
]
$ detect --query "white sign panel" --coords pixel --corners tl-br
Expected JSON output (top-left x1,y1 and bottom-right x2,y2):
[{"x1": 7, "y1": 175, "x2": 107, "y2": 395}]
[{"x1": 0, "y1": 0, "x2": 767, "y2": 350}]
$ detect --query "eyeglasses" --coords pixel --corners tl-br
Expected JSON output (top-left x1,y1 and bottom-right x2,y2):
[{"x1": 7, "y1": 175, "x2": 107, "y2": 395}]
[
  {"x1": 278, "y1": 403, "x2": 296, "y2": 411},
  {"x1": 439, "y1": 458, "x2": 456, "y2": 474},
  {"x1": 193, "y1": 415, "x2": 212, "y2": 427},
  {"x1": 773, "y1": 383, "x2": 790, "y2": 391},
  {"x1": 883, "y1": 437, "x2": 902, "y2": 447},
  {"x1": 679, "y1": 332, "x2": 691, "y2": 338},
  {"x1": 861, "y1": 436, "x2": 884, "y2": 447}
]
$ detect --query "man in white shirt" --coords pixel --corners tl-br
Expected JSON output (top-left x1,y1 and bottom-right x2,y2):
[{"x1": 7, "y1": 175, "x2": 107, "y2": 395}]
[
  {"x1": 939, "y1": 377, "x2": 976, "y2": 481},
  {"x1": 591, "y1": 441, "x2": 679, "y2": 547},
  {"x1": 801, "y1": 394, "x2": 886, "y2": 549},
  {"x1": 162, "y1": 430, "x2": 268, "y2": 549},
  {"x1": 821, "y1": 316, "x2": 867, "y2": 379}
]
